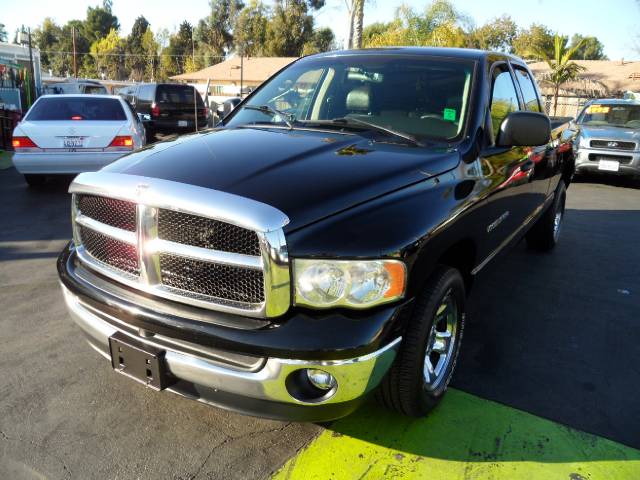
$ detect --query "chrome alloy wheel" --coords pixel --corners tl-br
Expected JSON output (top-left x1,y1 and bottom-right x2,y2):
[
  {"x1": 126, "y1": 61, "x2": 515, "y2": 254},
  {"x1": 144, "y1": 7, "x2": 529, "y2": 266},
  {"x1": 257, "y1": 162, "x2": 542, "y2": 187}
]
[
  {"x1": 423, "y1": 292, "x2": 458, "y2": 391},
  {"x1": 553, "y1": 210, "x2": 563, "y2": 242}
]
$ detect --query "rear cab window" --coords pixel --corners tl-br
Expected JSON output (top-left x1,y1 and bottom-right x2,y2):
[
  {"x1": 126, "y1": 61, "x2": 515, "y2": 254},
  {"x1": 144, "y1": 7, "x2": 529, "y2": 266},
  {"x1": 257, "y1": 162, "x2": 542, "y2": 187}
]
[
  {"x1": 26, "y1": 97, "x2": 127, "y2": 121},
  {"x1": 513, "y1": 68, "x2": 542, "y2": 113},
  {"x1": 156, "y1": 85, "x2": 204, "y2": 107}
]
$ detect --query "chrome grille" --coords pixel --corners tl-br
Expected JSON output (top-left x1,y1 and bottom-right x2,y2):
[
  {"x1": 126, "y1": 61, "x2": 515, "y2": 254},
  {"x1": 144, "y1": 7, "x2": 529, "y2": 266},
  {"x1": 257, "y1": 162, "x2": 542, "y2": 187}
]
[
  {"x1": 69, "y1": 172, "x2": 291, "y2": 319},
  {"x1": 590, "y1": 140, "x2": 636, "y2": 151},
  {"x1": 77, "y1": 194, "x2": 137, "y2": 231},
  {"x1": 157, "y1": 209, "x2": 260, "y2": 256},
  {"x1": 79, "y1": 226, "x2": 139, "y2": 276},
  {"x1": 160, "y1": 254, "x2": 264, "y2": 304}
]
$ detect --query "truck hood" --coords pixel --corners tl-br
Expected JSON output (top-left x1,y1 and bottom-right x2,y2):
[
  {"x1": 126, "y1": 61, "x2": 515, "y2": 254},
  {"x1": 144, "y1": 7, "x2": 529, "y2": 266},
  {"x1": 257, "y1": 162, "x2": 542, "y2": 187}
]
[
  {"x1": 578, "y1": 125, "x2": 640, "y2": 143},
  {"x1": 105, "y1": 127, "x2": 460, "y2": 231}
]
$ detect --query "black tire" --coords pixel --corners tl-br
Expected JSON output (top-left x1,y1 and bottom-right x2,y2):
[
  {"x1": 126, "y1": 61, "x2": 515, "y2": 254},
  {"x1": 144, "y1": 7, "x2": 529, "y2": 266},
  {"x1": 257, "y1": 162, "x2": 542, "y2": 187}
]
[
  {"x1": 526, "y1": 181, "x2": 567, "y2": 251},
  {"x1": 376, "y1": 265, "x2": 465, "y2": 417},
  {"x1": 24, "y1": 174, "x2": 46, "y2": 188}
]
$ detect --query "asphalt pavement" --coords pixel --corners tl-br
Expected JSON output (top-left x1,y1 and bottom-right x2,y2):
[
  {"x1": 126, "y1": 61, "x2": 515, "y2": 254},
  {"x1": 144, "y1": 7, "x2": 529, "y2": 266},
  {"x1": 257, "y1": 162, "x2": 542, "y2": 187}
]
[{"x1": 0, "y1": 167, "x2": 638, "y2": 479}]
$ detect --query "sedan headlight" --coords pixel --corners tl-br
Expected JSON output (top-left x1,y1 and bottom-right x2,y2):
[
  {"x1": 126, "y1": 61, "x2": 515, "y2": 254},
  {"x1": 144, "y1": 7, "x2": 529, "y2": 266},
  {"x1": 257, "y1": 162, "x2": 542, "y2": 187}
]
[{"x1": 294, "y1": 259, "x2": 406, "y2": 309}]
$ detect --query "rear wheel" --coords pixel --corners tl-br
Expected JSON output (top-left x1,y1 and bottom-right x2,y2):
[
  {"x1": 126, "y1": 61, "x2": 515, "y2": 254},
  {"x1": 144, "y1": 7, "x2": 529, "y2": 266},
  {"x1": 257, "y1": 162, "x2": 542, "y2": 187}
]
[
  {"x1": 376, "y1": 266, "x2": 465, "y2": 417},
  {"x1": 24, "y1": 174, "x2": 46, "y2": 188},
  {"x1": 526, "y1": 181, "x2": 567, "y2": 251}
]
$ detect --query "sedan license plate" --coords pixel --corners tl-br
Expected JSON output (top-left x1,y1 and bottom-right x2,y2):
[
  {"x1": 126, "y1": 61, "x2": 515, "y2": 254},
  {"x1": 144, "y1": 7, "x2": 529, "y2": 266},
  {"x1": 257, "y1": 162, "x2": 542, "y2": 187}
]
[
  {"x1": 108, "y1": 332, "x2": 173, "y2": 391},
  {"x1": 63, "y1": 137, "x2": 84, "y2": 148},
  {"x1": 598, "y1": 159, "x2": 620, "y2": 172},
  {"x1": 178, "y1": 120, "x2": 188, "y2": 127}
]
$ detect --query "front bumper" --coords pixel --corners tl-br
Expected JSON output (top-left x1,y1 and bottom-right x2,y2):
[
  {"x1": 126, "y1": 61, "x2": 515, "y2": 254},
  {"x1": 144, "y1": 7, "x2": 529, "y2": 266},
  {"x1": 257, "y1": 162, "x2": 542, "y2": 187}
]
[
  {"x1": 61, "y1": 284, "x2": 401, "y2": 421},
  {"x1": 575, "y1": 147, "x2": 640, "y2": 177},
  {"x1": 12, "y1": 151, "x2": 126, "y2": 174}
]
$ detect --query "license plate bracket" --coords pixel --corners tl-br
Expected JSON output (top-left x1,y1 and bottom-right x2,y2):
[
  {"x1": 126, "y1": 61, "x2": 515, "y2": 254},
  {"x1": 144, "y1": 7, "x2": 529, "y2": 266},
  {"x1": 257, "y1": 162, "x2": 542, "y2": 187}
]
[
  {"x1": 108, "y1": 332, "x2": 173, "y2": 391},
  {"x1": 63, "y1": 136, "x2": 84, "y2": 148}
]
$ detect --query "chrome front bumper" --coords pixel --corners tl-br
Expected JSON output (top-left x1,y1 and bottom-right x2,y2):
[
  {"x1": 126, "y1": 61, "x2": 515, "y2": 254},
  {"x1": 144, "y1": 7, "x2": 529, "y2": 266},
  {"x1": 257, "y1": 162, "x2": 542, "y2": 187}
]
[
  {"x1": 61, "y1": 284, "x2": 400, "y2": 415},
  {"x1": 575, "y1": 147, "x2": 640, "y2": 176}
]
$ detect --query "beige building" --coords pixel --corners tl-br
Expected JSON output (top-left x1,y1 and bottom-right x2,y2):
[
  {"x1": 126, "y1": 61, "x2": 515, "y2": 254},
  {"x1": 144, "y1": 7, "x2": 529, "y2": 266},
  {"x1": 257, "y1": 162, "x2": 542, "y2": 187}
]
[
  {"x1": 529, "y1": 60, "x2": 640, "y2": 116},
  {"x1": 171, "y1": 56, "x2": 297, "y2": 96}
]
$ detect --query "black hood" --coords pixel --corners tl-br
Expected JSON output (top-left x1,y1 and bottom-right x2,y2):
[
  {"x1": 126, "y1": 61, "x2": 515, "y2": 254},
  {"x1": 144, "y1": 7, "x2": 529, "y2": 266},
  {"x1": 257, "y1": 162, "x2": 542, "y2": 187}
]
[{"x1": 105, "y1": 127, "x2": 460, "y2": 231}]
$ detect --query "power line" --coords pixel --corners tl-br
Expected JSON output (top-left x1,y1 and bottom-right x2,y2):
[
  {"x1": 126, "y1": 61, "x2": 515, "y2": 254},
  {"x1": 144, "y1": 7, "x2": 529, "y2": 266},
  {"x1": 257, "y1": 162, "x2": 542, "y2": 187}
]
[{"x1": 38, "y1": 50, "x2": 227, "y2": 59}]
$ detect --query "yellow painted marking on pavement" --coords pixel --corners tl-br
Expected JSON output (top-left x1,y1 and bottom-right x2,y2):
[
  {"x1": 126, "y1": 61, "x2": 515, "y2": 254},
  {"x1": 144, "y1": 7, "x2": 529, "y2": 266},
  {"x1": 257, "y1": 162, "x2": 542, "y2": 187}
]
[{"x1": 273, "y1": 389, "x2": 640, "y2": 479}]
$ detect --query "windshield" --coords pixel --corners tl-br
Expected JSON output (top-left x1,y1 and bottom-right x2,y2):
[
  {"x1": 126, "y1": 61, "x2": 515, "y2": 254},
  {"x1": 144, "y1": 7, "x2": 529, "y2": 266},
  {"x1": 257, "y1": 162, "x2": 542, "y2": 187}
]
[
  {"x1": 157, "y1": 85, "x2": 204, "y2": 106},
  {"x1": 225, "y1": 55, "x2": 474, "y2": 141},
  {"x1": 578, "y1": 104, "x2": 640, "y2": 128},
  {"x1": 26, "y1": 97, "x2": 126, "y2": 121}
]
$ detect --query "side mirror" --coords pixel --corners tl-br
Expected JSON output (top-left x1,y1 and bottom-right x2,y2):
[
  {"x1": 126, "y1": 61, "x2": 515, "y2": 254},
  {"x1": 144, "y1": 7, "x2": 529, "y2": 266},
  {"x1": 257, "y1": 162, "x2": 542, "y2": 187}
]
[
  {"x1": 137, "y1": 113, "x2": 151, "y2": 123},
  {"x1": 497, "y1": 111, "x2": 551, "y2": 147}
]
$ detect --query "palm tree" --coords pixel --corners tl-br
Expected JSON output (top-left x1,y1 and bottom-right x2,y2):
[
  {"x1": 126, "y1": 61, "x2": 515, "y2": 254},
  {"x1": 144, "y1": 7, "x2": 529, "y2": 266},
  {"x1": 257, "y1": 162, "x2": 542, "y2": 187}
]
[
  {"x1": 346, "y1": 0, "x2": 364, "y2": 48},
  {"x1": 532, "y1": 34, "x2": 586, "y2": 116}
]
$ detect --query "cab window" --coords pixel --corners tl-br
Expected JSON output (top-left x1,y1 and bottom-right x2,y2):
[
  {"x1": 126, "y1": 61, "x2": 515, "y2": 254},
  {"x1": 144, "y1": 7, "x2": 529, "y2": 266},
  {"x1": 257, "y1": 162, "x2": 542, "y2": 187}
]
[
  {"x1": 490, "y1": 68, "x2": 520, "y2": 143},
  {"x1": 514, "y1": 68, "x2": 541, "y2": 112}
]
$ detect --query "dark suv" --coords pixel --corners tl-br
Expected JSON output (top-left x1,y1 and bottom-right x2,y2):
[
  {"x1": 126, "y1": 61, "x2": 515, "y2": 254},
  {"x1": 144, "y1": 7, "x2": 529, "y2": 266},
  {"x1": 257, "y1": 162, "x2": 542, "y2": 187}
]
[{"x1": 119, "y1": 83, "x2": 208, "y2": 140}]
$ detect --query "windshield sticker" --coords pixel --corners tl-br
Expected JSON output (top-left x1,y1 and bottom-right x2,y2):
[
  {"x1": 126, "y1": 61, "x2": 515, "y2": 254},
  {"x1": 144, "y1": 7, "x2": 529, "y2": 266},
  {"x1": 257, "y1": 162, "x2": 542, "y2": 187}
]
[
  {"x1": 443, "y1": 108, "x2": 457, "y2": 121},
  {"x1": 587, "y1": 105, "x2": 610, "y2": 114}
]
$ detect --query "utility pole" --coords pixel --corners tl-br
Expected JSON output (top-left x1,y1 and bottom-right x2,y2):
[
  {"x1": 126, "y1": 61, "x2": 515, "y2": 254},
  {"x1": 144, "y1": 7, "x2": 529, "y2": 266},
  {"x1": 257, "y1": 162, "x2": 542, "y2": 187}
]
[
  {"x1": 240, "y1": 51, "x2": 243, "y2": 99},
  {"x1": 27, "y1": 28, "x2": 36, "y2": 104},
  {"x1": 72, "y1": 26, "x2": 77, "y2": 78}
]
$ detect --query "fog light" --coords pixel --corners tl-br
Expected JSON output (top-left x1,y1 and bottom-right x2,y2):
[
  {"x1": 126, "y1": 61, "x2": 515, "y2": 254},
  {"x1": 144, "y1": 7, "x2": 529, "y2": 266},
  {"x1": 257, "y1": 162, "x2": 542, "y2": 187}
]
[{"x1": 306, "y1": 369, "x2": 337, "y2": 391}]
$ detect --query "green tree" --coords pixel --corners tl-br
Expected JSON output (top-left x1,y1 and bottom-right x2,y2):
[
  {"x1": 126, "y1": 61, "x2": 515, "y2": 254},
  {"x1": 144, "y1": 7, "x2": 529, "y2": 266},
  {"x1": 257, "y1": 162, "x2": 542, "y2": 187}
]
[
  {"x1": 160, "y1": 21, "x2": 194, "y2": 78},
  {"x1": 302, "y1": 27, "x2": 335, "y2": 55},
  {"x1": 83, "y1": 0, "x2": 119, "y2": 43},
  {"x1": 90, "y1": 28, "x2": 125, "y2": 79},
  {"x1": 195, "y1": 0, "x2": 243, "y2": 67},
  {"x1": 569, "y1": 34, "x2": 607, "y2": 60},
  {"x1": 346, "y1": 0, "x2": 365, "y2": 48},
  {"x1": 0, "y1": 23, "x2": 8, "y2": 42},
  {"x1": 264, "y1": 0, "x2": 323, "y2": 56},
  {"x1": 141, "y1": 29, "x2": 160, "y2": 80},
  {"x1": 234, "y1": 0, "x2": 269, "y2": 56},
  {"x1": 512, "y1": 23, "x2": 555, "y2": 60},
  {"x1": 469, "y1": 15, "x2": 517, "y2": 52},
  {"x1": 34, "y1": 18, "x2": 62, "y2": 73},
  {"x1": 363, "y1": 1, "x2": 469, "y2": 48},
  {"x1": 125, "y1": 16, "x2": 150, "y2": 80},
  {"x1": 533, "y1": 34, "x2": 586, "y2": 115}
]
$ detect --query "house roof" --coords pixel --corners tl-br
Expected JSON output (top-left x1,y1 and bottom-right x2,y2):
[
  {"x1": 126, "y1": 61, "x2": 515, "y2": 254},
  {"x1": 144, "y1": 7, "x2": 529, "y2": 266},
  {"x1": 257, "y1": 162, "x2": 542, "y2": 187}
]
[
  {"x1": 171, "y1": 57, "x2": 298, "y2": 83},
  {"x1": 529, "y1": 60, "x2": 640, "y2": 96}
]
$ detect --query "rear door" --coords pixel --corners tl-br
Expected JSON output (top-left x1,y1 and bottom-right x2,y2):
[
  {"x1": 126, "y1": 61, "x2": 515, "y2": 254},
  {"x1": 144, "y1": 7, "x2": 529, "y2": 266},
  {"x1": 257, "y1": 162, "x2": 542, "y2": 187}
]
[
  {"x1": 22, "y1": 97, "x2": 129, "y2": 149},
  {"x1": 512, "y1": 64, "x2": 554, "y2": 199},
  {"x1": 478, "y1": 63, "x2": 542, "y2": 253},
  {"x1": 155, "y1": 84, "x2": 204, "y2": 127}
]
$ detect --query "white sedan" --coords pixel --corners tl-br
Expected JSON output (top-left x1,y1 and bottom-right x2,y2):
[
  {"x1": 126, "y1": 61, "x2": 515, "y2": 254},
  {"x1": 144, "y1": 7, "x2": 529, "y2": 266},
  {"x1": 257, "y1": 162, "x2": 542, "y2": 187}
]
[{"x1": 12, "y1": 94, "x2": 146, "y2": 187}]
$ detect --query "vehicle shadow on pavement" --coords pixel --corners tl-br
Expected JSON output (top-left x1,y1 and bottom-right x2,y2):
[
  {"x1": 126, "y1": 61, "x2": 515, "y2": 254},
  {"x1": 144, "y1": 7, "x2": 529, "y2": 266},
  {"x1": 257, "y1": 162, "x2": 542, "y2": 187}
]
[{"x1": 573, "y1": 173, "x2": 640, "y2": 189}]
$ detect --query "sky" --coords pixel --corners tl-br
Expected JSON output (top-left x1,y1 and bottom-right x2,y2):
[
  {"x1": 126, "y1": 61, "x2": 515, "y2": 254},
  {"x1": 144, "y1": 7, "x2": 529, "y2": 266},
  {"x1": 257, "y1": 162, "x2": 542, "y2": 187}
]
[{"x1": 2, "y1": 0, "x2": 639, "y2": 60}]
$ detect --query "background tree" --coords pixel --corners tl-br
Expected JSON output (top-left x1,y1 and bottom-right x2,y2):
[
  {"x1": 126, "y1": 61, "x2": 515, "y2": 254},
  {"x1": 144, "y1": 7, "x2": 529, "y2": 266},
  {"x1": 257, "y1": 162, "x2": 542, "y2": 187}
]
[
  {"x1": 159, "y1": 21, "x2": 194, "y2": 78},
  {"x1": 0, "y1": 23, "x2": 8, "y2": 43},
  {"x1": 512, "y1": 23, "x2": 555, "y2": 60},
  {"x1": 302, "y1": 27, "x2": 335, "y2": 54},
  {"x1": 569, "y1": 34, "x2": 607, "y2": 60},
  {"x1": 469, "y1": 15, "x2": 517, "y2": 52},
  {"x1": 195, "y1": 0, "x2": 243, "y2": 67},
  {"x1": 33, "y1": 18, "x2": 62, "y2": 73},
  {"x1": 141, "y1": 29, "x2": 160, "y2": 80},
  {"x1": 234, "y1": 0, "x2": 269, "y2": 56},
  {"x1": 264, "y1": 0, "x2": 324, "y2": 56},
  {"x1": 125, "y1": 16, "x2": 150, "y2": 80},
  {"x1": 346, "y1": 0, "x2": 364, "y2": 48},
  {"x1": 533, "y1": 34, "x2": 586, "y2": 115},
  {"x1": 83, "y1": 0, "x2": 119, "y2": 43},
  {"x1": 89, "y1": 28, "x2": 125, "y2": 79}
]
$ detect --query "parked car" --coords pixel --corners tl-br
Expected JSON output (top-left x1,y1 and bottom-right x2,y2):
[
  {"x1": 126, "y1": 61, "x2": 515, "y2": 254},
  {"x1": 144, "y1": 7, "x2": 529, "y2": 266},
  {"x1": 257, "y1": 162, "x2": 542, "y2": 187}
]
[
  {"x1": 58, "y1": 48, "x2": 575, "y2": 422},
  {"x1": 571, "y1": 99, "x2": 640, "y2": 179},
  {"x1": 44, "y1": 79, "x2": 108, "y2": 95},
  {"x1": 117, "y1": 83, "x2": 208, "y2": 141},
  {"x1": 12, "y1": 94, "x2": 146, "y2": 186}
]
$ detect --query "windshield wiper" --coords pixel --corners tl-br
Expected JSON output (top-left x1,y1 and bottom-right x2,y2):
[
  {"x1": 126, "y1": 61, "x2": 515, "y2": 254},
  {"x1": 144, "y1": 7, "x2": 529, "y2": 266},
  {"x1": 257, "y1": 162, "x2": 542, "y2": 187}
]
[
  {"x1": 300, "y1": 117, "x2": 424, "y2": 147},
  {"x1": 243, "y1": 104, "x2": 294, "y2": 129}
]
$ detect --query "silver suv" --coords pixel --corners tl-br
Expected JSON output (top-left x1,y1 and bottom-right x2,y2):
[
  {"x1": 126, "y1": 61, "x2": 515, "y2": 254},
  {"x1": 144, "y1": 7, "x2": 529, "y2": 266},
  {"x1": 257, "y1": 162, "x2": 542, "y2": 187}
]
[{"x1": 573, "y1": 99, "x2": 640, "y2": 179}]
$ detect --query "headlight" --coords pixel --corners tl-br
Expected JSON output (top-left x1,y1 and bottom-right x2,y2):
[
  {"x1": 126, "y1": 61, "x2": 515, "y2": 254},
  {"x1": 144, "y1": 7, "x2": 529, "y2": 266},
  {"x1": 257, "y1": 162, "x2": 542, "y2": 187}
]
[{"x1": 294, "y1": 259, "x2": 406, "y2": 309}]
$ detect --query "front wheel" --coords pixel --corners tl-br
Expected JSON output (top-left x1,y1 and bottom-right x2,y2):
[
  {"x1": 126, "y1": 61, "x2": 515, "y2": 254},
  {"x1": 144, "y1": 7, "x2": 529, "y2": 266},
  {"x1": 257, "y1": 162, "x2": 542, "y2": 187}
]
[{"x1": 376, "y1": 265, "x2": 465, "y2": 417}]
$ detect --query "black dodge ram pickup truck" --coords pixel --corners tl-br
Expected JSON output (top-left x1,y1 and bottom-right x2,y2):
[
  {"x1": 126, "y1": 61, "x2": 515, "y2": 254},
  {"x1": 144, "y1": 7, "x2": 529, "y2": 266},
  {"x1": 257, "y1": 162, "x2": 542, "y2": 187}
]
[{"x1": 58, "y1": 48, "x2": 574, "y2": 422}]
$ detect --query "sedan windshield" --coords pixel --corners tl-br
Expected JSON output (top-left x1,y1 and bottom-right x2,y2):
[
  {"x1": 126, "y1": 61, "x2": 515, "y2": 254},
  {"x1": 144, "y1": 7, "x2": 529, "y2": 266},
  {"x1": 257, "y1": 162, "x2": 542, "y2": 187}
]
[
  {"x1": 578, "y1": 104, "x2": 640, "y2": 128},
  {"x1": 225, "y1": 55, "x2": 474, "y2": 142}
]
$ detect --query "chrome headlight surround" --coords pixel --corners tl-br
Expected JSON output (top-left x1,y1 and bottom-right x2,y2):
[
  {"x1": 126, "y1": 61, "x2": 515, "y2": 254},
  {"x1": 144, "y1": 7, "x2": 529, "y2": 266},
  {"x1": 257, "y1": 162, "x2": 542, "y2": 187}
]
[{"x1": 293, "y1": 258, "x2": 407, "y2": 309}]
